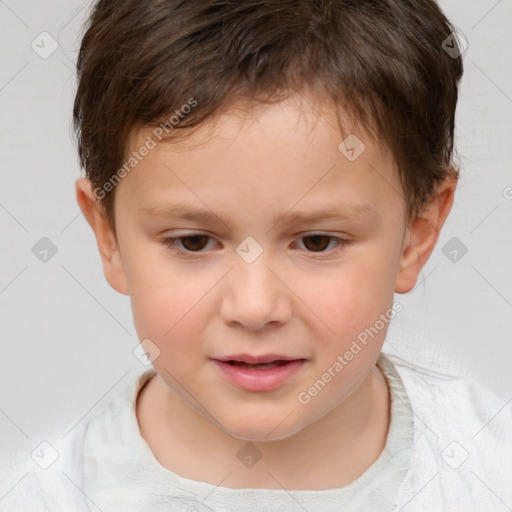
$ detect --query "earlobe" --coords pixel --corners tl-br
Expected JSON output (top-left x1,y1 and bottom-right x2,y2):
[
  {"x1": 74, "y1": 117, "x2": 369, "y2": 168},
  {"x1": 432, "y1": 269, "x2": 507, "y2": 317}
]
[
  {"x1": 75, "y1": 178, "x2": 130, "y2": 296},
  {"x1": 395, "y1": 174, "x2": 457, "y2": 294},
  {"x1": 394, "y1": 218, "x2": 430, "y2": 294}
]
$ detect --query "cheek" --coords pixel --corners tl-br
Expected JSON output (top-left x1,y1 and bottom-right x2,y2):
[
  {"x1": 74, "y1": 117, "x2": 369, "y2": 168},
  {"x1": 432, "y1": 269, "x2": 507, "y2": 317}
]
[
  {"x1": 126, "y1": 254, "x2": 207, "y2": 351},
  {"x1": 301, "y1": 258, "x2": 393, "y2": 343},
  {"x1": 130, "y1": 282, "x2": 209, "y2": 379}
]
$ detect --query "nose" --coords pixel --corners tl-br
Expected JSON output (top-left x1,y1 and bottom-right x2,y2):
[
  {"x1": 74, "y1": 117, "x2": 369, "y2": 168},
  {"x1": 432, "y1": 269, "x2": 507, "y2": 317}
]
[{"x1": 220, "y1": 252, "x2": 292, "y2": 331}]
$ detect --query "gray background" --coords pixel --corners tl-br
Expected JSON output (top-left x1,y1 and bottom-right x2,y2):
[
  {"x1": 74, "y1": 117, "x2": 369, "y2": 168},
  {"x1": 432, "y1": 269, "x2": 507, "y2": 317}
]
[{"x1": 1, "y1": 0, "x2": 511, "y2": 492}]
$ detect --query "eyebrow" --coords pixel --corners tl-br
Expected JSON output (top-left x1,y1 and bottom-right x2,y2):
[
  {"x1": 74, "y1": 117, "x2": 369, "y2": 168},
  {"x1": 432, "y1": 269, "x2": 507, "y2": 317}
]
[{"x1": 138, "y1": 202, "x2": 378, "y2": 231}]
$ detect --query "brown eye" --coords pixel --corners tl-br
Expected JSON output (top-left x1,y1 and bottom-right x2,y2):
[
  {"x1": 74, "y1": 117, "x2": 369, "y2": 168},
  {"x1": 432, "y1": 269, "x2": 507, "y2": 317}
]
[
  {"x1": 302, "y1": 235, "x2": 333, "y2": 252},
  {"x1": 294, "y1": 233, "x2": 348, "y2": 257},
  {"x1": 162, "y1": 234, "x2": 213, "y2": 253},
  {"x1": 179, "y1": 235, "x2": 210, "y2": 251}
]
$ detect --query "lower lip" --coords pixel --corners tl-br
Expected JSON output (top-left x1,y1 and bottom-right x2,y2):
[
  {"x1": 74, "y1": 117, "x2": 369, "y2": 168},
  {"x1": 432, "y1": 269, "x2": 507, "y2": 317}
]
[{"x1": 213, "y1": 359, "x2": 305, "y2": 392}]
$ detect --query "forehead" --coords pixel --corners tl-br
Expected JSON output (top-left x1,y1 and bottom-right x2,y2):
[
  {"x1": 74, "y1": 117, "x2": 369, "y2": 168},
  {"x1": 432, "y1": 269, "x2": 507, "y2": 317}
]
[{"x1": 117, "y1": 94, "x2": 404, "y2": 226}]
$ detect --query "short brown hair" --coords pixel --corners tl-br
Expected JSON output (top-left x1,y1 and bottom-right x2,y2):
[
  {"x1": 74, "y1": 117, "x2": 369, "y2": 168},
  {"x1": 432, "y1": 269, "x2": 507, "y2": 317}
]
[{"x1": 73, "y1": 0, "x2": 463, "y2": 235}]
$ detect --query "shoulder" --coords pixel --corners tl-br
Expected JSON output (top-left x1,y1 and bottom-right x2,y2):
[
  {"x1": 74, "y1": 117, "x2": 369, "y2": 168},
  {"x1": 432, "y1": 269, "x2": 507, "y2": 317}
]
[
  {"x1": 0, "y1": 421, "x2": 90, "y2": 512},
  {"x1": 385, "y1": 352, "x2": 512, "y2": 430},
  {"x1": 384, "y1": 353, "x2": 512, "y2": 512},
  {"x1": 0, "y1": 369, "x2": 152, "y2": 512}
]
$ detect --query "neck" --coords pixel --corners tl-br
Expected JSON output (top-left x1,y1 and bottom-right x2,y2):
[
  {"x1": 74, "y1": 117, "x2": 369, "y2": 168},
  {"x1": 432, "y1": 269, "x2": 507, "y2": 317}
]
[{"x1": 136, "y1": 364, "x2": 390, "y2": 490}]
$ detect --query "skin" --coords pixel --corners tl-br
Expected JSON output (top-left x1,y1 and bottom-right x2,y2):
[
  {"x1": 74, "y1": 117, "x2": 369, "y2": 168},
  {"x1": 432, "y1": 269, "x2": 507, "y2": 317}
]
[{"x1": 76, "y1": 92, "x2": 456, "y2": 490}]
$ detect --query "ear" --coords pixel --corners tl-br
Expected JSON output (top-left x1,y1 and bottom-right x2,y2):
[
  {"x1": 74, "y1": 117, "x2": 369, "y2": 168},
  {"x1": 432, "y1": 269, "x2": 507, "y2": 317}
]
[
  {"x1": 75, "y1": 178, "x2": 129, "y2": 295},
  {"x1": 395, "y1": 172, "x2": 457, "y2": 294}
]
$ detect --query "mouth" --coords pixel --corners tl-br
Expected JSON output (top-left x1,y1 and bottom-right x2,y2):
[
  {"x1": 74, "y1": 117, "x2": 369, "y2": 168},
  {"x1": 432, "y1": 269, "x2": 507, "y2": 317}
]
[
  {"x1": 223, "y1": 360, "x2": 294, "y2": 370},
  {"x1": 212, "y1": 354, "x2": 307, "y2": 392},
  {"x1": 214, "y1": 353, "x2": 303, "y2": 365}
]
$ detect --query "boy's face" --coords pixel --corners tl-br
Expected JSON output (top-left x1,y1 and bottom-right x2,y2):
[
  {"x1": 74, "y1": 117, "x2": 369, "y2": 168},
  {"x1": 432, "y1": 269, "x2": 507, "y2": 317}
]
[{"x1": 78, "y1": 93, "x2": 454, "y2": 441}]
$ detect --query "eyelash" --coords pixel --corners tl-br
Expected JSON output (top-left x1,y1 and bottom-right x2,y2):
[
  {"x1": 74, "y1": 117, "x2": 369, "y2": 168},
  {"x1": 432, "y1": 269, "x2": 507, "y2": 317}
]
[{"x1": 161, "y1": 233, "x2": 349, "y2": 258}]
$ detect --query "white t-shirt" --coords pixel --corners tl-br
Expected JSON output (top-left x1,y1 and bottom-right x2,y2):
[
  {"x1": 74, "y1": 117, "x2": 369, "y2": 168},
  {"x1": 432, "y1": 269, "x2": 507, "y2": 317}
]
[
  {"x1": 1, "y1": 352, "x2": 511, "y2": 512},
  {"x1": 81, "y1": 352, "x2": 414, "y2": 511}
]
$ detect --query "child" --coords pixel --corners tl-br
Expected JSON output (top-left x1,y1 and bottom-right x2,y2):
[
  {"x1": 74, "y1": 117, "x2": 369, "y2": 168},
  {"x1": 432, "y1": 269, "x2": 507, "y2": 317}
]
[{"x1": 2, "y1": 0, "x2": 511, "y2": 511}]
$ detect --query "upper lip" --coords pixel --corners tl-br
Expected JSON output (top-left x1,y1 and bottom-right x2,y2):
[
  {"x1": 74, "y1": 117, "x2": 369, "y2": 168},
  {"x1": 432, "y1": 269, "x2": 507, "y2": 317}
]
[{"x1": 213, "y1": 354, "x2": 304, "y2": 364}]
